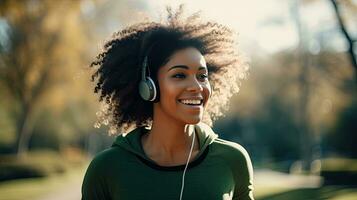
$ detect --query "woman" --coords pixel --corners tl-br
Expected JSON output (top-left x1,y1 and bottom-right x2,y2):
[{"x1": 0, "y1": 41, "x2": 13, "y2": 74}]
[{"x1": 82, "y1": 6, "x2": 254, "y2": 200}]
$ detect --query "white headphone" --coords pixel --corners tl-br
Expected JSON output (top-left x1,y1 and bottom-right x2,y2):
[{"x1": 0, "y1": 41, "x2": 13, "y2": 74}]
[{"x1": 179, "y1": 125, "x2": 196, "y2": 200}]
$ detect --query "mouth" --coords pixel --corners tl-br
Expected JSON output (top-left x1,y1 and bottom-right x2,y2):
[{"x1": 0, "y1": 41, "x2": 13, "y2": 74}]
[{"x1": 178, "y1": 99, "x2": 203, "y2": 106}]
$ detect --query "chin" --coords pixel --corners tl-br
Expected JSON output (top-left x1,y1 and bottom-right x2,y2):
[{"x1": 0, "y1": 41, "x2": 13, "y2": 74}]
[{"x1": 182, "y1": 116, "x2": 202, "y2": 125}]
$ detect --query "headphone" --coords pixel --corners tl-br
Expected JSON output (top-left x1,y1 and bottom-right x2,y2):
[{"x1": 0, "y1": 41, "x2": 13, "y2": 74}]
[{"x1": 138, "y1": 45, "x2": 158, "y2": 101}]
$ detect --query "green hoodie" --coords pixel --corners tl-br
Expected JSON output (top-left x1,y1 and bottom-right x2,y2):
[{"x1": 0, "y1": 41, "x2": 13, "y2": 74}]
[{"x1": 81, "y1": 123, "x2": 254, "y2": 200}]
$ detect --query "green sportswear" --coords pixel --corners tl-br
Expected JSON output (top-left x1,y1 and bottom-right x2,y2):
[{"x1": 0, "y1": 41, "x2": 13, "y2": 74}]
[{"x1": 81, "y1": 123, "x2": 254, "y2": 200}]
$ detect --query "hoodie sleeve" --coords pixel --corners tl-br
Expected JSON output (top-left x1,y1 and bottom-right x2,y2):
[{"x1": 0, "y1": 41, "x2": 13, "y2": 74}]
[
  {"x1": 81, "y1": 154, "x2": 111, "y2": 200},
  {"x1": 231, "y1": 144, "x2": 255, "y2": 200}
]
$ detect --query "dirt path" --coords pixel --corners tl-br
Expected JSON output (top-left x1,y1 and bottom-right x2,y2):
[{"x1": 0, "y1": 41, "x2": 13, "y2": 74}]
[
  {"x1": 36, "y1": 177, "x2": 82, "y2": 200},
  {"x1": 35, "y1": 166, "x2": 84, "y2": 200},
  {"x1": 254, "y1": 169, "x2": 323, "y2": 188}
]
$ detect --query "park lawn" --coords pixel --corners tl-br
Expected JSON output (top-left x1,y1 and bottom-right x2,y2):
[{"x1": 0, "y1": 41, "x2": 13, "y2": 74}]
[
  {"x1": 254, "y1": 185, "x2": 292, "y2": 199},
  {"x1": 0, "y1": 164, "x2": 86, "y2": 200},
  {"x1": 255, "y1": 186, "x2": 357, "y2": 200},
  {"x1": 2, "y1": 158, "x2": 357, "y2": 200}
]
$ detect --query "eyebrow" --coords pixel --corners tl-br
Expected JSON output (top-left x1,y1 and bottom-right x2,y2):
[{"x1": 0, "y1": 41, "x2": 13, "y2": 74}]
[{"x1": 168, "y1": 65, "x2": 207, "y2": 71}]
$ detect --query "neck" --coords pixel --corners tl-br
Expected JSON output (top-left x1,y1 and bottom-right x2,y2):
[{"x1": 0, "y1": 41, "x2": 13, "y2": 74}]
[
  {"x1": 141, "y1": 106, "x2": 199, "y2": 164},
  {"x1": 147, "y1": 119, "x2": 195, "y2": 153}
]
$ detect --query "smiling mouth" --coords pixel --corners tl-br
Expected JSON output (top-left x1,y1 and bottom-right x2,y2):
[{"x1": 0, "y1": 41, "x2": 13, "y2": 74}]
[{"x1": 178, "y1": 99, "x2": 203, "y2": 106}]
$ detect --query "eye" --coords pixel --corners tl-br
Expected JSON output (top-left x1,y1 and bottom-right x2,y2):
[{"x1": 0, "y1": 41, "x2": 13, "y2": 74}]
[
  {"x1": 198, "y1": 73, "x2": 208, "y2": 81},
  {"x1": 172, "y1": 73, "x2": 186, "y2": 79}
]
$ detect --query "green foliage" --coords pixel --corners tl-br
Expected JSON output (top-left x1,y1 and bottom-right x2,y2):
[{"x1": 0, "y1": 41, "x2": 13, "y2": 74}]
[
  {"x1": 321, "y1": 158, "x2": 357, "y2": 172},
  {"x1": 28, "y1": 100, "x2": 96, "y2": 151},
  {"x1": 254, "y1": 96, "x2": 300, "y2": 161},
  {"x1": 216, "y1": 94, "x2": 300, "y2": 164},
  {"x1": 319, "y1": 157, "x2": 357, "y2": 186},
  {"x1": 0, "y1": 149, "x2": 87, "y2": 182},
  {"x1": 0, "y1": 150, "x2": 67, "y2": 181},
  {"x1": 324, "y1": 100, "x2": 357, "y2": 157}
]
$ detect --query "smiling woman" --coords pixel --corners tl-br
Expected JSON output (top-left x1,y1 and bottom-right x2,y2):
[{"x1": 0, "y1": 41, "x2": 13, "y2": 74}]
[
  {"x1": 82, "y1": 5, "x2": 253, "y2": 200},
  {"x1": 156, "y1": 47, "x2": 211, "y2": 126}
]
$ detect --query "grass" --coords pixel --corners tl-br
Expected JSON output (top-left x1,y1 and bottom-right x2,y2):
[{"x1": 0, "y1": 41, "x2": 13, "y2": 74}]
[
  {"x1": 253, "y1": 157, "x2": 357, "y2": 200},
  {"x1": 255, "y1": 185, "x2": 357, "y2": 200},
  {"x1": 321, "y1": 158, "x2": 357, "y2": 172},
  {"x1": 0, "y1": 164, "x2": 86, "y2": 200},
  {"x1": 2, "y1": 173, "x2": 356, "y2": 200},
  {"x1": 1, "y1": 153, "x2": 357, "y2": 200},
  {"x1": 254, "y1": 186, "x2": 292, "y2": 199}
]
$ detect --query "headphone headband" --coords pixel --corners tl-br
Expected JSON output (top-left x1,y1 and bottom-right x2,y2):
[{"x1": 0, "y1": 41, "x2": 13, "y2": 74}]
[
  {"x1": 141, "y1": 56, "x2": 148, "y2": 80},
  {"x1": 138, "y1": 42, "x2": 158, "y2": 101}
]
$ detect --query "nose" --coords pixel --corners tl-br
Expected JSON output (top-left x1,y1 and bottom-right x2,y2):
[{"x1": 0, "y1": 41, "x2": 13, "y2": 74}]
[{"x1": 187, "y1": 76, "x2": 203, "y2": 92}]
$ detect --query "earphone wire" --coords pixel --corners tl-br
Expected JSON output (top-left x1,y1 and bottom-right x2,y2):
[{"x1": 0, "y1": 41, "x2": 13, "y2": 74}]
[{"x1": 179, "y1": 125, "x2": 196, "y2": 200}]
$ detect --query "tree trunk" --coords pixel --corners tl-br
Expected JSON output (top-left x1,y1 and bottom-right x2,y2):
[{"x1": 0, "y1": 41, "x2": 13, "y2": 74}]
[
  {"x1": 14, "y1": 104, "x2": 33, "y2": 158},
  {"x1": 299, "y1": 51, "x2": 313, "y2": 172},
  {"x1": 292, "y1": 0, "x2": 313, "y2": 172}
]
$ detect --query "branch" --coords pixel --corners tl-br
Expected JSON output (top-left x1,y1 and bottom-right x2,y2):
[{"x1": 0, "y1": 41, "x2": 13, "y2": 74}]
[{"x1": 330, "y1": 0, "x2": 357, "y2": 72}]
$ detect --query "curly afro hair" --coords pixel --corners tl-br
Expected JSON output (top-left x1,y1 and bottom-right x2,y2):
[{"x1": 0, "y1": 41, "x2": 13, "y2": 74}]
[{"x1": 90, "y1": 5, "x2": 249, "y2": 135}]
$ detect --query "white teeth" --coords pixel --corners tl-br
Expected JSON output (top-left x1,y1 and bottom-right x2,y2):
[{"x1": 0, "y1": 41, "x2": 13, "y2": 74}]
[{"x1": 180, "y1": 99, "x2": 202, "y2": 105}]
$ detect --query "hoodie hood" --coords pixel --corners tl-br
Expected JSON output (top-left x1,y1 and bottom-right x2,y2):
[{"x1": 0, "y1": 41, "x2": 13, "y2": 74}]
[{"x1": 111, "y1": 122, "x2": 218, "y2": 166}]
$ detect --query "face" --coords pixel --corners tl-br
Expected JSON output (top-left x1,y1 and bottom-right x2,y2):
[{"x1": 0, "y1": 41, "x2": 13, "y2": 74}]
[{"x1": 154, "y1": 47, "x2": 211, "y2": 125}]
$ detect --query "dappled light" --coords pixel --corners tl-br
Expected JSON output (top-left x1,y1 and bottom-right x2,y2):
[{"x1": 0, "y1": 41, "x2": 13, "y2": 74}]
[{"x1": 0, "y1": 0, "x2": 356, "y2": 200}]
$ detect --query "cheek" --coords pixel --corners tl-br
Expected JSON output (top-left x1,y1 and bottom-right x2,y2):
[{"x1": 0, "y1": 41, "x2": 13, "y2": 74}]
[
  {"x1": 203, "y1": 82, "x2": 212, "y2": 105},
  {"x1": 159, "y1": 80, "x2": 180, "y2": 103}
]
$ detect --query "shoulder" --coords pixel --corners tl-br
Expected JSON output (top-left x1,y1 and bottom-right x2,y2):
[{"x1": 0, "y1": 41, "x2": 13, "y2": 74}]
[
  {"x1": 91, "y1": 148, "x2": 116, "y2": 162},
  {"x1": 209, "y1": 137, "x2": 255, "y2": 199},
  {"x1": 82, "y1": 148, "x2": 122, "y2": 199},
  {"x1": 210, "y1": 138, "x2": 253, "y2": 171},
  {"x1": 84, "y1": 146, "x2": 126, "y2": 176},
  {"x1": 84, "y1": 148, "x2": 115, "y2": 175},
  {"x1": 212, "y1": 138, "x2": 251, "y2": 160}
]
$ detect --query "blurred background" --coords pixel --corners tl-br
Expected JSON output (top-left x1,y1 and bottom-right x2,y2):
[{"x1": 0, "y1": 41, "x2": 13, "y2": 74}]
[{"x1": 0, "y1": 0, "x2": 356, "y2": 199}]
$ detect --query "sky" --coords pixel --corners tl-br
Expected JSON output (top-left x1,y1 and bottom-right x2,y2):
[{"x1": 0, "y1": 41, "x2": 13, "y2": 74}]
[
  {"x1": 148, "y1": 0, "x2": 296, "y2": 53},
  {"x1": 1, "y1": 0, "x2": 351, "y2": 56},
  {"x1": 146, "y1": 0, "x2": 353, "y2": 54}
]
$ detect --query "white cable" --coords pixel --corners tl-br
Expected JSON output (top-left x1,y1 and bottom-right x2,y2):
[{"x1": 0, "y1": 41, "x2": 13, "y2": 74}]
[{"x1": 179, "y1": 125, "x2": 196, "y2": 200}]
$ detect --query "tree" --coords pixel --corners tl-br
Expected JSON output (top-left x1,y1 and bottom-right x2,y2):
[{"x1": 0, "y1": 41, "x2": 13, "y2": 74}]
[
  {"x1": 330, "y1": 0, "x2": 357, "y2": 82},
  {"x1": 0, "y1": 0, "x2": 86, "y2": 156}
]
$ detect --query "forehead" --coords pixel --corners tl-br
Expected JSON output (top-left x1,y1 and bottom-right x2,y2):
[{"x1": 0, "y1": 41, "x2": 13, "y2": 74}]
[{"x1": 164, "y1": 47, "x2": 206, "y2": 68}]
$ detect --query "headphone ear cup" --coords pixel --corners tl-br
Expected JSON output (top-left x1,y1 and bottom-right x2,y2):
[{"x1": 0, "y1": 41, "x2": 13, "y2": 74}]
[{"x1": 139, "y1": 77, "x2": 157, "y2": 101}]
